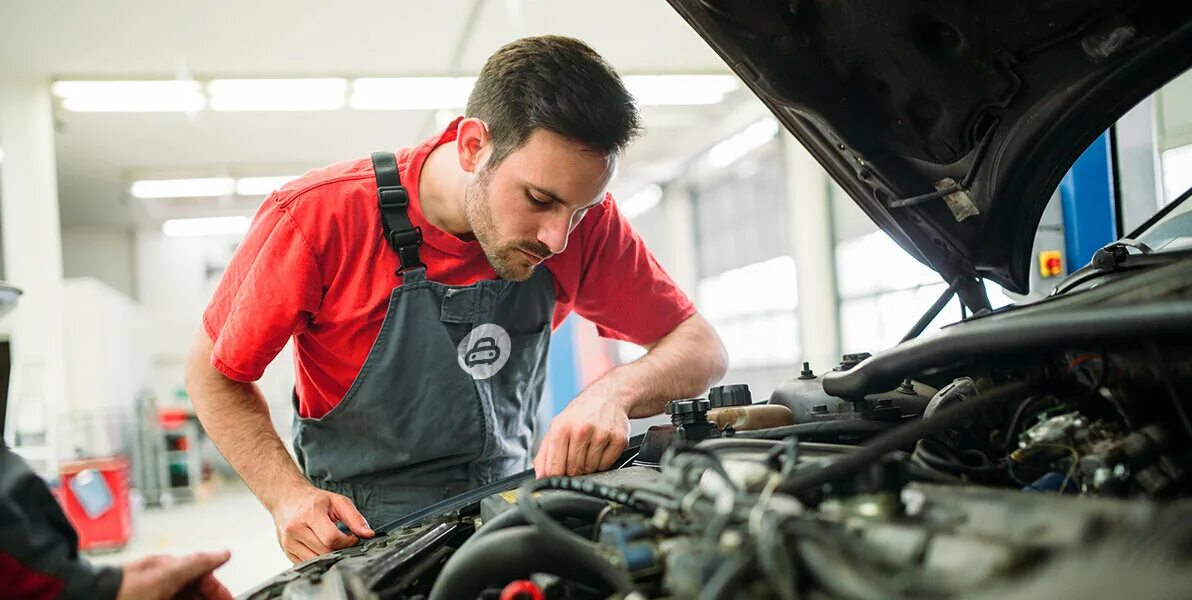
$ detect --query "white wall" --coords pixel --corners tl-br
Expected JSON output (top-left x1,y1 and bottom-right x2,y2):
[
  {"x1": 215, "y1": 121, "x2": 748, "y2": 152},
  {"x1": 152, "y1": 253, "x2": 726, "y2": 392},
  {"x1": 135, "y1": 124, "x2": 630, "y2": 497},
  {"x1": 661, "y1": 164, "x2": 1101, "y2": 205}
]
[
  {"x1": 135, "y1": 232, "x2": 296, "y2": 441},
  {"x1": 61, "y1": 277, "x2": 152, "y2": 457},
  {"x1": 62, "y1": 228, "x2": 138, "y2": 299}
]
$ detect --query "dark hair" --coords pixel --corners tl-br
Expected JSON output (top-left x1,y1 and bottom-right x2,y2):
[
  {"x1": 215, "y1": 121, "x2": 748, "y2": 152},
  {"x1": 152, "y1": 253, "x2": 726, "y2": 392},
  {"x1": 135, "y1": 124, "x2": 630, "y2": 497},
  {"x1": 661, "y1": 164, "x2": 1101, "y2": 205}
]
[{"x1": 466, "y1": 35, "x2": 643, "y2": 166}]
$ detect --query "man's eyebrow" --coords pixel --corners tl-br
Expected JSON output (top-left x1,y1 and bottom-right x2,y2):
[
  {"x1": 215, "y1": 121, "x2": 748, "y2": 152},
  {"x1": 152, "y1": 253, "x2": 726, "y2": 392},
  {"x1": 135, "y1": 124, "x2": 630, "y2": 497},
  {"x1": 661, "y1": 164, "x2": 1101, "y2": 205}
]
[
  {"x1": 526, "y1": 183, "x2": 565, "y2": 203},
  {"x1": 527, "y1": 182, "x2": 604, "y2": 210}
]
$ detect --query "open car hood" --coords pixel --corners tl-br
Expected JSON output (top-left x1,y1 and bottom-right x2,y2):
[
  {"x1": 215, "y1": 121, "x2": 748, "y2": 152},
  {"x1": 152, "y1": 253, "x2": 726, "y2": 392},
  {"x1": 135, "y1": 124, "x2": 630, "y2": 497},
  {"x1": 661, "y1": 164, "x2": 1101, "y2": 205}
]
[{"x1": 668, "y1": 0, "x2": 1192, "y2": 292}]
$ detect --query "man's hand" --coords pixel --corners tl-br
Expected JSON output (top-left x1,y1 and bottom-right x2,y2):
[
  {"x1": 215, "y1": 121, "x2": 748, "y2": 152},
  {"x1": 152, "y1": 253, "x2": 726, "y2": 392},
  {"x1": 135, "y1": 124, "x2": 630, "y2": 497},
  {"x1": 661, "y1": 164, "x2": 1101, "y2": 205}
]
[
  {"x1": 534, "y1": 392, "x2": 630, "y2": 478},
  {"x1": 116, "y1": 550, "x2": 233, "y2": 600},
  {"x1": 269, "y1": 484, "x2": 375, "y2": 563}
]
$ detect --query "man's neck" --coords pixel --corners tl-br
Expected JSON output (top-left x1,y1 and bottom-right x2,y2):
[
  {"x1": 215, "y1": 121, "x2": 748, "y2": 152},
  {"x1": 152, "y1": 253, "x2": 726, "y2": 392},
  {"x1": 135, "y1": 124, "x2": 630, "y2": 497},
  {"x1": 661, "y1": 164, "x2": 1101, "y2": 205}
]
[{"x1": 418, "y1": 142, "x2": 473, "y2": 238}]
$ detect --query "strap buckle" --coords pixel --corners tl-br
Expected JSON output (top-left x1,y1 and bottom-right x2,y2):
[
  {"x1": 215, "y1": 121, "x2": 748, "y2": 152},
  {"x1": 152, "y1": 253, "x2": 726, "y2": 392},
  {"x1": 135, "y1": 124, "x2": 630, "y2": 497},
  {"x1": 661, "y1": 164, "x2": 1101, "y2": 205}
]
[
  {"x1": 388, "y1": 227, "x2": 423, "y2": 250},
  {"x1": 378, "y1": 186, "x2": 409, "y2": 209}
]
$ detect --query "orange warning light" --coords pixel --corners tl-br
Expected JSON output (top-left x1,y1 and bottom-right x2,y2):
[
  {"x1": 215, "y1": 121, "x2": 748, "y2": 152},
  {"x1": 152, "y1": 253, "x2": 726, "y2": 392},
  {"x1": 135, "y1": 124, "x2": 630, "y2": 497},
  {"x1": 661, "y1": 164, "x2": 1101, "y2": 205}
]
[{"x1": 1039, "y1": 250, "x2": 1063, "y2": 278}]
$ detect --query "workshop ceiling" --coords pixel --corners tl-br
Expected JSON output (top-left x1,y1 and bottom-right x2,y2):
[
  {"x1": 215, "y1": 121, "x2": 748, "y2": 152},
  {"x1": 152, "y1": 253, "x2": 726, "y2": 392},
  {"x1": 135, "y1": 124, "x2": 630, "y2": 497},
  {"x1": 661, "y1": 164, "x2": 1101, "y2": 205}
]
[{"x1": 0, "y1": 0, "x2": 747, "y2": 230}]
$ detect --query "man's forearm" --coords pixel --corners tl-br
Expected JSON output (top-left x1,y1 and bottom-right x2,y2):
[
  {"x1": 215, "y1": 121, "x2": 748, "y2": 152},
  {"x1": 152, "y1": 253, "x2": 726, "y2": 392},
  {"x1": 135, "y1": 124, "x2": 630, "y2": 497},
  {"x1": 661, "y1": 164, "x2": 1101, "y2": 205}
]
[
  {"x1": 185, "y1": 333, "x2": 310, "y2": 511},
  {"x1": 592, "y1": 313, "x2": 728, "y2": 419}
]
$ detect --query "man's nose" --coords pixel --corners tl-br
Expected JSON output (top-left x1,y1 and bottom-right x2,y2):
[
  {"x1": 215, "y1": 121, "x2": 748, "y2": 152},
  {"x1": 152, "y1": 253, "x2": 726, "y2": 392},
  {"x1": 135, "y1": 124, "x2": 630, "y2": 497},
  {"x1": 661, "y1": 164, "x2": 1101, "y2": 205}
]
[{"x1": 538, "y1": 213, "x2": 570, "y2": 256}]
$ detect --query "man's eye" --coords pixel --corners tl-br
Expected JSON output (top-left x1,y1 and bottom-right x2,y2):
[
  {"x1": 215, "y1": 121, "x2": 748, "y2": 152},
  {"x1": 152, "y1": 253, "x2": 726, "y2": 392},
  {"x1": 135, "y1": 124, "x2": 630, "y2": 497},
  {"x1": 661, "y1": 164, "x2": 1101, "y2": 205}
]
[{"x1": 528, "y1": 193, "x2": 551, "y2": 206}]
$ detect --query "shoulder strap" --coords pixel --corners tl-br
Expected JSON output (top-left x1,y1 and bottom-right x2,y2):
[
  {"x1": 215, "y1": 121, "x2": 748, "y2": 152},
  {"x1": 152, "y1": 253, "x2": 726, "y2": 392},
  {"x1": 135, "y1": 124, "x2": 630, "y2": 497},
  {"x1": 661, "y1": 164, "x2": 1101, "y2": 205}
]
[{"x1": 370, "y1": 152, "x2": 424, "y2": 274}]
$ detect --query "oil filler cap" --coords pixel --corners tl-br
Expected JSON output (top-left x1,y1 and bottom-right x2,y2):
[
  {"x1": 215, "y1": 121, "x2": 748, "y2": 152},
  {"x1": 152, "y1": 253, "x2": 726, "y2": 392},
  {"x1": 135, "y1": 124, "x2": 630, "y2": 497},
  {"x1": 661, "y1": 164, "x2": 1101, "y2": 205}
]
[
  {"x1": 708, "y1": 384, "x2": 752, "y2": 408},
  {"x1": 666, "y1": 398, "x2": 710, "y2": 426}
]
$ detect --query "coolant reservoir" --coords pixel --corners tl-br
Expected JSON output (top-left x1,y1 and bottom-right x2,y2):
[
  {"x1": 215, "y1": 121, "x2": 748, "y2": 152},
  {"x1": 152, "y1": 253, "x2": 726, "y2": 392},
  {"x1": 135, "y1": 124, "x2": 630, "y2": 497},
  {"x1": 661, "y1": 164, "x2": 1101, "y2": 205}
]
[{"x1": 705, "y1": 384, "x2": 795, "y2": 431}]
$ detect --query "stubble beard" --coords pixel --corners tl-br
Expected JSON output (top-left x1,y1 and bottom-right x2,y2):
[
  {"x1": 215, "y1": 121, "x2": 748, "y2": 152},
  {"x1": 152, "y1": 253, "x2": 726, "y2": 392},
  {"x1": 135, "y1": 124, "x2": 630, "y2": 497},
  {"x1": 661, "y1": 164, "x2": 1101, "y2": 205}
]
[{"x1": 463, "y1": 166, "x2": 537, "y2": 282}]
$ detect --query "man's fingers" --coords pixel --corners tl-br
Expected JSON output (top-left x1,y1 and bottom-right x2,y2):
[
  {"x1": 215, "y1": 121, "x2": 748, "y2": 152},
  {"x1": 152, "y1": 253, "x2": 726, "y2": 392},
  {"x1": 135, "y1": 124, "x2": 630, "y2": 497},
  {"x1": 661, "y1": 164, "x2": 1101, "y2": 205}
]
[
  {"x1": 163, "y1": 551, "x2": 231, "y2": 590},
  {"x1": 598, "y1": 436, "x2": 627, "y2": 472},
  {"x1": 584, "y1": 432, "x2": 610, "y2": 473},
  {"x1": 297, "y1": 523, "x2": 335, "y2": 555},
  {"x1": 329, "y1": 495, "x2": 375, "y2": 539},
  {"x1": 282, "y1": 521, "x2": 328, "y2": 561},
  {"x1": 286, "y1": 537, "x2": 320, "y2": 564},
  {"x1": 547, "y1": 430, "x2": 570, "y2": 477},
  {"x1": 566, "y1": 430, "x2": 591, "y2": 476},
  {"x1": 535, "y1": 429, "x2": 553, "y2": 478},
  {"x1": 310, "y1": 513, "x2": 358, "y2": 550}
]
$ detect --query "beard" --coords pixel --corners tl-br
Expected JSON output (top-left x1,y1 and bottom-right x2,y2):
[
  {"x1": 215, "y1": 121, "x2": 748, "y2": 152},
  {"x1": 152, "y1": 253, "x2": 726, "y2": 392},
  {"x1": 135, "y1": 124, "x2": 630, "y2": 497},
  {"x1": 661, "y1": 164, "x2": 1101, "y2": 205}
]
[{"x1": 463, "y1": 166, "x2": 552, "y2": 282}]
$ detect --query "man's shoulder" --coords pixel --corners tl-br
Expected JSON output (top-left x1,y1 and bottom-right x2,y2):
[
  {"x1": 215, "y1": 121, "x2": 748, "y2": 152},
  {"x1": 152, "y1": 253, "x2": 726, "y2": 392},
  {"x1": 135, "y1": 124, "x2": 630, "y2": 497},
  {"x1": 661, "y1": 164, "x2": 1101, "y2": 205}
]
[{"x1": 273, "y1": 156, "x2": 377, "y2": 209}]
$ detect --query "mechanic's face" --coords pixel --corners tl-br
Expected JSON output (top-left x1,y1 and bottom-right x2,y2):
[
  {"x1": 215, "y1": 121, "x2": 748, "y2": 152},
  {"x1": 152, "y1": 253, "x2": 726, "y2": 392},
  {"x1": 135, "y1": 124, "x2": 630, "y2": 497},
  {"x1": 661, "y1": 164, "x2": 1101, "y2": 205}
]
[{"x1": 464, "y1": 128, "x2": 615, "y2": 281}]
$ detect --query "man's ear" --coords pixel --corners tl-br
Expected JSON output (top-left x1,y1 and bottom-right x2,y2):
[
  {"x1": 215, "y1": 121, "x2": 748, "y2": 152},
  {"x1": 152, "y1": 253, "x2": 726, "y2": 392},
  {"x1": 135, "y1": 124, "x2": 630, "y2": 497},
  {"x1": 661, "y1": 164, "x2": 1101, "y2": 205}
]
[{"x1": 456, "y1": 118, "x2": 491, "y2": 174}]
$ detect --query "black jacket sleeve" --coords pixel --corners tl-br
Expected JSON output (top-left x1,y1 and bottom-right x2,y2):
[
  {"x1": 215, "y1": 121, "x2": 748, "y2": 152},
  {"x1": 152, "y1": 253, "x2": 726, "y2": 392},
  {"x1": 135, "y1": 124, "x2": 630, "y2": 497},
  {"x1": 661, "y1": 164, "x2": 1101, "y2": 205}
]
[{"x1": 0, "y1": 444, "x2": 123, "y2": 600}]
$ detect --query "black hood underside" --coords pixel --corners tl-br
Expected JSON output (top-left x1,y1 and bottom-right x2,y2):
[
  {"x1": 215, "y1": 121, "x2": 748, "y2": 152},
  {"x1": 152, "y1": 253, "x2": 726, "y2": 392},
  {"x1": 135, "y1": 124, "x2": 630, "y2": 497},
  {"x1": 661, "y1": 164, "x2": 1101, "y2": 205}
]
[{"x1": 668, "y1": 0, "x2": 1192, "y2": 293}]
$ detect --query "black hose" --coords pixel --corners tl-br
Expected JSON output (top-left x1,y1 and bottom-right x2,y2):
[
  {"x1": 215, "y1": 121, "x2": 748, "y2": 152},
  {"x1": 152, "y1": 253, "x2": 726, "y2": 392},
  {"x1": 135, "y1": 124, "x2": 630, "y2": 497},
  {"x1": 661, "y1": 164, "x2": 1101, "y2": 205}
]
[
  {"x1": 426, "y1": 525, "x2": 626, "y2": 600},
  {"x1": 514, "y1": 477, "x2": 638, "y2": 594},
  {"x1": 699, "y1": 551, "x2": 755, "y2": 600},
  {"x1": 735, "y1": 419, "x2": 898, "y2": 441},
  {"x1": 777, "y1": 381, "x2": 1031, "y2": 496},
  {"x1": 913, "y1": 439, "x2": 997, "y2": 476},
  {"x1": 467, "y1": 493, "x2": 608, "y2": 544}
]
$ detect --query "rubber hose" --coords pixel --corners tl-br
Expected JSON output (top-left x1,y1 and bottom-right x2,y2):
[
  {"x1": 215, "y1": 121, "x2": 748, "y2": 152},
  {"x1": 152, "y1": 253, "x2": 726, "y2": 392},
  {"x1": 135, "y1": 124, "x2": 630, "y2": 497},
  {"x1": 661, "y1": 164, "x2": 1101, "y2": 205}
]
[
  {"x1": 426, "y1": 525, "x2": 626, "y2": 600},
  {"x1": 699, "y1": 551, "x2": 755, "y2": 600},
  {"x1": 776, "y1": 381, "x2": 1031, "y2": 496},
  {"x1": 468, "y1": 493, "x2": 608, "y2": 543},
  {"x1": 734, "y1": 419, "x2": 897, "y2": 441}
]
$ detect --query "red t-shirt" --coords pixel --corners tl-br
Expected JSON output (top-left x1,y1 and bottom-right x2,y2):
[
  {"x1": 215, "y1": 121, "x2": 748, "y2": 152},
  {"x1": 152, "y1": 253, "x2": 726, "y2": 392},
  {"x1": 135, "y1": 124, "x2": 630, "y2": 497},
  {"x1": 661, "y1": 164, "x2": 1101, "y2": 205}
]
[{"x1": 203, "y1": 119, "x2": 696, "y2": 418}]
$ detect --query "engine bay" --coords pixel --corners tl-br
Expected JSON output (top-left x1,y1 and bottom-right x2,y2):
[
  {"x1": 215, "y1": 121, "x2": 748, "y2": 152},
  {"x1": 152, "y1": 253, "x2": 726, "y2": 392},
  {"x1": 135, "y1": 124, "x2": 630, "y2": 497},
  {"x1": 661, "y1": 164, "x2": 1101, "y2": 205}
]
[{"x1": 241, "y1": 255, "x2": 1192, "y2": 600}]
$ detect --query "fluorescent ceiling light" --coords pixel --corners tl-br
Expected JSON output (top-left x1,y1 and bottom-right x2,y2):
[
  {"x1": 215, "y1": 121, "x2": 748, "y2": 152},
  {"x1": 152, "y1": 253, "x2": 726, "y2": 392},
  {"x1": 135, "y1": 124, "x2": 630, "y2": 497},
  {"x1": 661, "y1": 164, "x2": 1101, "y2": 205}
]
[
  {"x1": 706, "y1": 117, "x2": 781, "y2": 169},
  {"x1": 620, "y1": 184, "x2": 664, "y2": 219},
  {"x1": 131, "y1": 177, "x2": 235, "y2": 199},
  {"x1": 0, "y1": 147, "x2": 4, "y2": 165},
  {"x1": 351, "y1": 77, "x2": 477, "y2": 110},
  {"x1": 623, "y1": 75, "x2": 738, "y2": 106},
  {"x1": 163, "y1": 216, "x2": 251, "y2": 237},
  {"x1": 52, "y1": 80, "x2": 205, "y2": 112},
  {"x1": 236, "y1": 175, "x2": 299, "y2": 196},
  {"x1": 208, "y1": 79, "x2": 347, "y2": 111}
]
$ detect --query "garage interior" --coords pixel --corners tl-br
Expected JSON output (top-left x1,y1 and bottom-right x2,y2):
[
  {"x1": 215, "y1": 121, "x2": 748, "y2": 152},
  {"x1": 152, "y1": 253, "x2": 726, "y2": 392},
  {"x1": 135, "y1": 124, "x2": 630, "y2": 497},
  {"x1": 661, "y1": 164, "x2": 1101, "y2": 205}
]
[{"x1": 3, "y1": 1, "x2": 1192, "y2": 595}]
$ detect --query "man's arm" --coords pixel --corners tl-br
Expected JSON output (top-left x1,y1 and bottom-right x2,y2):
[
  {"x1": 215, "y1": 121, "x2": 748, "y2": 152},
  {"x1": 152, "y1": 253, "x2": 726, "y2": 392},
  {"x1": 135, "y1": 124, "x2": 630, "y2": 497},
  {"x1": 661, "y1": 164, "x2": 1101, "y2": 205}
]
[
  {"x1": 533, "y1": 312, "x2": 728, "y2": 477},
  {"x1": 184, "y1": 330, "x2": 374, "y2": 563}
]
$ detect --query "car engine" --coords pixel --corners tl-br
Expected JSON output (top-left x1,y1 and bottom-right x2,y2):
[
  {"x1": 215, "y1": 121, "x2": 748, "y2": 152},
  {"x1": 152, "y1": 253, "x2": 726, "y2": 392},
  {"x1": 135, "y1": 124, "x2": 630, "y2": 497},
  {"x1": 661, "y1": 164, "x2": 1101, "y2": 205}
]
[{"x1": 241, "y1": 259, "x2": 1192, "y2": 600}]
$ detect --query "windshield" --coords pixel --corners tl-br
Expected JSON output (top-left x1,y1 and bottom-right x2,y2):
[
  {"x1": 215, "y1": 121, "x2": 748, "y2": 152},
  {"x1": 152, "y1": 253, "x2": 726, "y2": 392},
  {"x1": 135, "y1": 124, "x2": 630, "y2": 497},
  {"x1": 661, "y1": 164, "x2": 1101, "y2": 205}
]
[{"x1": 1134, "y1": 188, "x2": 1192, "y2": 253}]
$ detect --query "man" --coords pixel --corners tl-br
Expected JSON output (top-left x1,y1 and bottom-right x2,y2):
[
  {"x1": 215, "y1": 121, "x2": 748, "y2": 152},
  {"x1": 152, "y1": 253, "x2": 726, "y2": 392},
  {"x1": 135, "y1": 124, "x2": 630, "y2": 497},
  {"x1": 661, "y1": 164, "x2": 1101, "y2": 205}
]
[
  {"x1": 185, "y1": 35, "x2": 728, "y2": 564},
  {"x1": 0, "y1": 443, "x2": 233, "y2": 599}
]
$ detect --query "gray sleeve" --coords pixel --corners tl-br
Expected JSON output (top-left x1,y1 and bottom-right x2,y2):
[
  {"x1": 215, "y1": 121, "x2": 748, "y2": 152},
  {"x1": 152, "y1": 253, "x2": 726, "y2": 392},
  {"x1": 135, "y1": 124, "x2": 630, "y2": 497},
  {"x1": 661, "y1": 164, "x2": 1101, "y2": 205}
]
[{"x1": 0, "y1": 444, "x2": 123, "y2": 600}]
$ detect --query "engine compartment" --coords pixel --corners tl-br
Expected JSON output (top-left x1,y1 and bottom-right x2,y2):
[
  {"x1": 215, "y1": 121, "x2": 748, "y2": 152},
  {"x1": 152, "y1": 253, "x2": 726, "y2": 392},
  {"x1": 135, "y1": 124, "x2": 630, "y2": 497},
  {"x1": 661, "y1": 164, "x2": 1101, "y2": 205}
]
[{"x1": 241, "y1": 260, "x2": 1192, "y2": 600}]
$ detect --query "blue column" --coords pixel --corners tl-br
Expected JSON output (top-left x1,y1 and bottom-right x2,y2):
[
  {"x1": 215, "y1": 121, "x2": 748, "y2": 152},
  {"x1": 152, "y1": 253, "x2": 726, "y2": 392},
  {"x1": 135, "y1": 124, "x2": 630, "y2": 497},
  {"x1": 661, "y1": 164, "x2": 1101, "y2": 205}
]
[
  {"x1": 1058, "y1": 132, "x2": 1118, "y2": 273},
  {"x1": 544, "y1": 315, "x2": 581, "y2": 417}
]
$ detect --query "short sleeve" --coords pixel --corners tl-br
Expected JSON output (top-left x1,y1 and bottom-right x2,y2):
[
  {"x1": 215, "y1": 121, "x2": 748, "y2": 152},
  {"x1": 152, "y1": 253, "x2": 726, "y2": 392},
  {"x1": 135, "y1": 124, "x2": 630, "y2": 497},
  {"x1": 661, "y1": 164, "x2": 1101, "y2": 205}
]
[
  {"x1": 571, "y1": 196, "x2": 696, "y2": 346},
  {"x1": 202, "y1": 195, "x2": 324, "y2": 382}
]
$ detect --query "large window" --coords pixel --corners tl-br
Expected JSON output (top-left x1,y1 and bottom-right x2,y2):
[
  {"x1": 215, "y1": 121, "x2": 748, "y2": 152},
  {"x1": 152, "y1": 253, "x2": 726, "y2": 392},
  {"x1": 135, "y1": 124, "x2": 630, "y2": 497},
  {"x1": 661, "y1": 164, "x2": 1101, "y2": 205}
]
[
  {"x1": 832, "y1": 185, "x2": 1013, "y2": 354},
  {"x1": 691, "y1": 145, "x2": 800, "y2": 368},
  {"x1": 698, "y1": 256, "x2": 798, "y2": 368}
]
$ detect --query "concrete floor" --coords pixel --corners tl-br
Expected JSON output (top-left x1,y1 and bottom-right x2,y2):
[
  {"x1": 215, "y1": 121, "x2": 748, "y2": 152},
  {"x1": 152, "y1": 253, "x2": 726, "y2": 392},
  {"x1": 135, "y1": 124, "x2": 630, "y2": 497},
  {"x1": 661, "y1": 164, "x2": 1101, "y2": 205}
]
[{"x1": 87, "y1": 479, "x2": 292, "y2": 596}]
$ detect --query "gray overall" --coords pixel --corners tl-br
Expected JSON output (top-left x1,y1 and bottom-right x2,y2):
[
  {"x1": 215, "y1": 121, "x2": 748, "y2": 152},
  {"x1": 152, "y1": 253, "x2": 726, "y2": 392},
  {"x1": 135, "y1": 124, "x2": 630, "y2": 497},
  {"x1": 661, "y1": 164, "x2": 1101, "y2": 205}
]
[{"x1": 291, "y1": 152, "x2": 555, "y2": 526}]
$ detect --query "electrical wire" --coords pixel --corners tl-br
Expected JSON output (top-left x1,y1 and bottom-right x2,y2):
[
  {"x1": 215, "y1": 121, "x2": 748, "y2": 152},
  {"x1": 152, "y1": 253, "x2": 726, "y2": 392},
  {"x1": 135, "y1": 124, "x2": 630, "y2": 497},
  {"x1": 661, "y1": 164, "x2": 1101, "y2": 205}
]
[
  {"x1": 1034, "y1": 443, "x2": 1081, "y2": 494},
  {"x1": 614, "y1": 450, "x2": 641, "y2": 470}
]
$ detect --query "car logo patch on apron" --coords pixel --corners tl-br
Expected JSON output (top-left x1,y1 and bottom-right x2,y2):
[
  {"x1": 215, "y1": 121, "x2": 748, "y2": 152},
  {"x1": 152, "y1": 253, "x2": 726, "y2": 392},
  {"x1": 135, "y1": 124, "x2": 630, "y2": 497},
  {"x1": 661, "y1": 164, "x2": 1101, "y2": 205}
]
[{"x1": 457, "y1": 323, "x2": 512, "y2": 379}]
